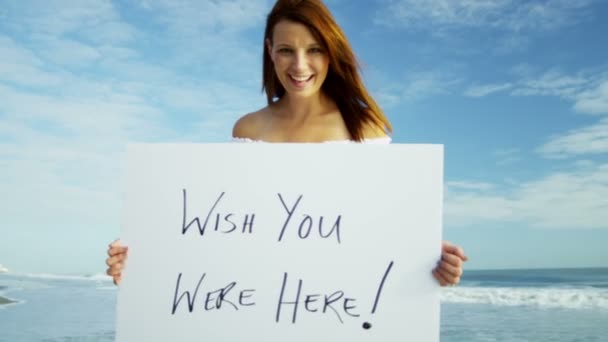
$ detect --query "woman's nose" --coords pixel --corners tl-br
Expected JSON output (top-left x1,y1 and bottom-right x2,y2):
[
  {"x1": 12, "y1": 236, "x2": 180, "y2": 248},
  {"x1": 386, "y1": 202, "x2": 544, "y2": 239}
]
[{"x1": 292, "y1": 51, "x2": 308, "y2": 71}]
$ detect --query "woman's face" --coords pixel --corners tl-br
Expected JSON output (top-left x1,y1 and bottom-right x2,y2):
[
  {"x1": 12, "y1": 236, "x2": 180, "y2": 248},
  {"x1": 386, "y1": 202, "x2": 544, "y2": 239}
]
[{"x1": 267, "y1": 20, "x2": 329, "y2": 99}]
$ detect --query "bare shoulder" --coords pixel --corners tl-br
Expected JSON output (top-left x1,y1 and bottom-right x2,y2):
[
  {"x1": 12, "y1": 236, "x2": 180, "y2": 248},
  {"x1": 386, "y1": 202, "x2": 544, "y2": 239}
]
[
  {"x1": 361, "y1": 121, "x2": 390, "y2": 140},
  {"x1": 232, "y1": 107, "x2": 270, "y2": 139}
]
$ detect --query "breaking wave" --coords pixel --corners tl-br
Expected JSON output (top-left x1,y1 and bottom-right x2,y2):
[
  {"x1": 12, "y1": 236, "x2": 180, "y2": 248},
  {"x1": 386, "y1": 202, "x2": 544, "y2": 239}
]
[{"x1": 441, "y1": 286, "x2": 608, "y2": 310}]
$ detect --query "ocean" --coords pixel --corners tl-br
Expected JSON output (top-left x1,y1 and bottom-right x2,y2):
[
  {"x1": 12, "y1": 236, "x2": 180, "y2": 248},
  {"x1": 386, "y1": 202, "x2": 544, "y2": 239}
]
[{"x1": 1, "y1": 268, "x2": 607, "y2": 341}]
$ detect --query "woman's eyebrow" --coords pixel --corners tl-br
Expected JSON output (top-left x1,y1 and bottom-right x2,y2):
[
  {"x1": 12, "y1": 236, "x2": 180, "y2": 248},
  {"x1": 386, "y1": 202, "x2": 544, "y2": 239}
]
[{"x1": 273, "y1": 42, "x2": 321, "y2": 48}]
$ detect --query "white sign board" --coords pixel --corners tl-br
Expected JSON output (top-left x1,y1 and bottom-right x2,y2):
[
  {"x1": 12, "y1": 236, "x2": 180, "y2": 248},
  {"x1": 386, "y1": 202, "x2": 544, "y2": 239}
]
[{"x1": 116, "y1": 143, "x2": 443, "y2": 341}]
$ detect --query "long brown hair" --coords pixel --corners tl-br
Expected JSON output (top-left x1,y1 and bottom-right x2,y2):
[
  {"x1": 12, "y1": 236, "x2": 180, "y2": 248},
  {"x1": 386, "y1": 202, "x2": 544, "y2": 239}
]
[{"x1": 263, "y1": 0, "x2": 392, "y2": 141}]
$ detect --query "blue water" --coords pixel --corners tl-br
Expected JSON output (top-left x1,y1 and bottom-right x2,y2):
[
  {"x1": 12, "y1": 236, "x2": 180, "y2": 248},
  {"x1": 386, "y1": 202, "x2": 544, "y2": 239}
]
[
  {"x1": 1, "y1": 268, "x2": 607, "y2": 341},
  {"x1": 440, "y1": 268, "x2": 608, "y2": 341}
]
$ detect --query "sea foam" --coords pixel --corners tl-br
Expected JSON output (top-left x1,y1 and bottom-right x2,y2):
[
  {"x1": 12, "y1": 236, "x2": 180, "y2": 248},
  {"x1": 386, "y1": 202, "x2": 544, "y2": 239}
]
[
  {"x1": 441, "y1": 286, "x2": 608, "y2": 310},
  {"x1": 18, "y1": 273, "x2": 113, "y2": 282}
]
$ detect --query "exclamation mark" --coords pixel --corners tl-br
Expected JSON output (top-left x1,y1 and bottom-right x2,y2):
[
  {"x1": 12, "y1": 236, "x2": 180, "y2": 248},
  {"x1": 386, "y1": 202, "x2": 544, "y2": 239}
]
[{"x1": 363, "y1": 260, "x2": 394, "y2": 330}]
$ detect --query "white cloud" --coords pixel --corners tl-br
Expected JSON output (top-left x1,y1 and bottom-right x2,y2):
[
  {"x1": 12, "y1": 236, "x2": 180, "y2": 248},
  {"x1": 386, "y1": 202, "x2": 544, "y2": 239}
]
[
  {"x1": 514, "y1": 70, "x2": 608, "y2": 115},
  {"x1": 2, "y1": 0, "x2": 139, "y2": 44},
  {"x1": 137, "y1": 0, "x2": 273, "y2": 35},
  {"x1": 373, "y1": 90, "x2": 402, "y2": 109},
  {"x1": 368, "y1": 69, "x2": 462, "y2": 105},
  {"x1": 496, "y1": 0, "x2": 595, "y2": 32},
  {"x1": 447, "y1": 181, "x2": 495, "y2": 191},
  {"x1": 464, "y1": 83, "x2": 512, "y2": 97},
  {"x1": 0, "y1": 85, "x2": 186, "y2": 235},
  {"x1": 0, "y1": 144, "x2": 123, "y2": 236},
  {"x1": 78, "y1": 20, "x2": 138, "y2": 45},
  {"x1": 464, "y1": 71, "x2": 608, "y2": 163},
  {"x1": 469, "y1": 69, "x2": 608, "y2": 116},
  {"x1": 537, "y1": 118, "x2": 608, "y2": 158},
  {"x1": 445, "y1": 163, "x2": 608, "y2": 229},
  {"x1": 376, "y1": 0, "x2": 595, "y2": 33},
  {"x1": 513, "y1": 70, "x2": 588, "y2": 98},
  {"x1": 574, "y1": 80, "x2": 608, "y2": 114},
  {"x1": 402, "y1": 70, "x2": 462, "y2": 101},
  {"x1": 377, "y1": 0, "x2": 509, "y2": 28},
  {"x1": 492, "y1": 35, "x2": 531, "y2": 54},
  {"x1": 446, "y1": 193, "x2": 517, "y2": 223},
  {"x1": 35, "y1": 37, "x2": 102, "y2": 68},
  {"x1": 0, "y1": 1, "x2": 269, "y2": 240},
  {"x1": 493, "y1": 148, "x2": 522, "y2": 165},
  {"x1": 0, "y1": 84, "x2": 164, "y2": 136},
  {"x1": 0, "y1": 72, "x2": 262, "y2": 246},
  {"x1": 0, "y1": 35, "x2": 65, "y2": 87}
]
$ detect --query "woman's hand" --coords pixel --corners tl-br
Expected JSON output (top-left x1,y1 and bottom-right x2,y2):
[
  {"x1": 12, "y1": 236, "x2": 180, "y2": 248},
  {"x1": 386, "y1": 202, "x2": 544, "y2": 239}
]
[
  {"x1": 433, "y1": 241, "x2": 468, "y2": 286},
  {"x1": 105, "y1": 240, "x2": 128, "y2": 285}
]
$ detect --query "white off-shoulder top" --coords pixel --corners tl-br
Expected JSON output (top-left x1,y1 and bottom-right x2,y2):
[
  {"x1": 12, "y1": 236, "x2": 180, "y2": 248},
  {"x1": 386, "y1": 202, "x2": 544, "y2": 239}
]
[{"x1": 231, "y1": 136, "x2": 392, "y2": 144}]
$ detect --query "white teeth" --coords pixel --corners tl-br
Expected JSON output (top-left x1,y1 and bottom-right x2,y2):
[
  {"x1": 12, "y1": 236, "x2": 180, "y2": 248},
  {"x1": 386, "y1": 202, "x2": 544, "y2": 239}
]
[{"x1": 290, "y1": 75, "x2": 312, "y2": 82}]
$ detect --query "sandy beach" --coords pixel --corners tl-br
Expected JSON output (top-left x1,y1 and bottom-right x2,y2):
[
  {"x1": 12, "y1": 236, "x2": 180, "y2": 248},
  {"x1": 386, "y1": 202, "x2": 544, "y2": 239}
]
[
  {"x1": 0, "y1": 285, "x2": 15, "y2": 305},
  {"x1": 0, "y1": 295, "x2": 15, "y2": 305}
]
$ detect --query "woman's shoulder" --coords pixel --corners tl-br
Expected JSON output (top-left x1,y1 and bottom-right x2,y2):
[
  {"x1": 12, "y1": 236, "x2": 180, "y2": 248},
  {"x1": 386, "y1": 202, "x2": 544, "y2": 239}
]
[
  {"x1": 232, "y1": 107, "x2": 270, "y2": 140},
  {"x1": 232, "y1": 107, "x2": 392, "y2": 143}
]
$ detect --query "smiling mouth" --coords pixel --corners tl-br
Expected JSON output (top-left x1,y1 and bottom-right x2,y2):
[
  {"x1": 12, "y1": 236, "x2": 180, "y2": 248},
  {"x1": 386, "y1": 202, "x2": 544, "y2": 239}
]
[{"x1": 289, "y1": 74, "x2": 314, "y2": 83}]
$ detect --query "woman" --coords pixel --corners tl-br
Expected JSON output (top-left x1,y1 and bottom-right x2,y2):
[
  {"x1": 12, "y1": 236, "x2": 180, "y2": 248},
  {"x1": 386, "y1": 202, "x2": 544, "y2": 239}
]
[{"x1": 107, "y1": 0, "x2": 467, "y2": 287}]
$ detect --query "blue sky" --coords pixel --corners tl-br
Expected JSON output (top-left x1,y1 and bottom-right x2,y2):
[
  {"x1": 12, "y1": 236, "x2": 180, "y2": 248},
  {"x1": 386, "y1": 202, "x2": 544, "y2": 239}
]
[{"x1": 1, "y1": 0, "x2": 607, "y2": 275}]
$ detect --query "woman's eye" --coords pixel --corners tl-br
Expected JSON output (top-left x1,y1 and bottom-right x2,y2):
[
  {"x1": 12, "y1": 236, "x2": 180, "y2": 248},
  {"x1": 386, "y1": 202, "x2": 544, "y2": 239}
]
[
  {"x1": 278, "y1": 48, "x2": 293, "y2": 54},
  {"x1": 309, "y1": 47, "x2": 323, "y2": 54}
]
